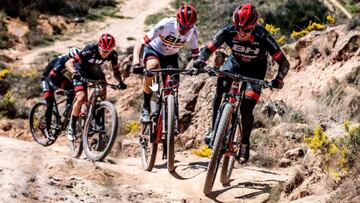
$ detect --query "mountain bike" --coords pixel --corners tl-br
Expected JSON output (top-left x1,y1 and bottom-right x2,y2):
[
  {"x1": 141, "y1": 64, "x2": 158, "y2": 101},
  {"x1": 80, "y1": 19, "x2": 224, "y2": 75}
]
[
  {"x1": 80, "y1": 78, "x2": 120, "y2": 161},
  {"x1": 203, "y1": 66, "x2": 272, "y2": 195},
  {"x1": 139, "y1": 67, "x2": 195, "y2": 172},
  {"x1": 29, "y1": 89, "x2": 83, "y2": 158}
]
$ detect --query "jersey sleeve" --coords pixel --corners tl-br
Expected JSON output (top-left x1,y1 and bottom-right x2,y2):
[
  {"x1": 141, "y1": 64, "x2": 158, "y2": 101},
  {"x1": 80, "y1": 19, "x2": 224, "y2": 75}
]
[
  {"x1": 263, "y1": 33, "x2": 284, "y2": 62},
  {"x1": 143, "y1": 18, "x2": 168, "y2": 44},
  {"x1": 262, "y1": 31, "x2": 289, "y2": 80},
  {"x1": 199, "y1": 25, "x2": 229, "y2": 61},
  {"x1": 76, "y1": 45, "x2": 93, "y2": 63},
  {"x1": 111, "y1": 51, "x2": 119, "y2": 71},
  {"x1": 190, "y1": 28, "x2": 200, "y2": 59}
]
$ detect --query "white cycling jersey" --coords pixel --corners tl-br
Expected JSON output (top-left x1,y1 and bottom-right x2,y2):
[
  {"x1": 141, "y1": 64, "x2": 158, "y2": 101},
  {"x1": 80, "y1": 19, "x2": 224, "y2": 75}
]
[{"x1": 143, "y1": 17, "x2": 199, "y2": 58}]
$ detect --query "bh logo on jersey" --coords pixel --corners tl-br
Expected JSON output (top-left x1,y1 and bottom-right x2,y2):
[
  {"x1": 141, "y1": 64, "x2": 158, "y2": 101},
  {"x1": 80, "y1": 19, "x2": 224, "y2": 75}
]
[
  {"x1": 232, "y1": 45, "x2": 260, "y2": 55},
  {"x1": 162, "y1": 35, "x2": 187, "y2": 45}
]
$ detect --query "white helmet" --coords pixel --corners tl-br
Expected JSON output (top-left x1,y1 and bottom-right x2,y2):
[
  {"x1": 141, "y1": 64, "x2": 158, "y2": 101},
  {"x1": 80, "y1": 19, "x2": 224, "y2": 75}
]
[{"x1": 68, "y1": 47, "x2": 80, "y2": 58}]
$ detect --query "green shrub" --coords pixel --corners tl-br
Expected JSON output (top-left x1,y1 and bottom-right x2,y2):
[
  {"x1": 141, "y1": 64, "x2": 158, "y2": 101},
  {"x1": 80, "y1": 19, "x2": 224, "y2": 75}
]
[{"x1": 0, "y1": 91, "x2": 16, "y2": 118}]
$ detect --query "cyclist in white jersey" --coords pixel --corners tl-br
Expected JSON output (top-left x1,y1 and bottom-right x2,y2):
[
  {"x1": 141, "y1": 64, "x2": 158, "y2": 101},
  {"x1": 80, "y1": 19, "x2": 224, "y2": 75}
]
[{"x1": 132, "y1": 4, "x2": 199, "y2": 123}]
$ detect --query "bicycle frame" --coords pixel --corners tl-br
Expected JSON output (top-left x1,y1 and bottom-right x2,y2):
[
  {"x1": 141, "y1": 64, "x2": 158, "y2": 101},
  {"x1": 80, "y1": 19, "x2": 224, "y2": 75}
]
[
  {"x1": 52, "y1": 90, "x2": 75, "y2": 132},
  {"x1": 153, "y1": 73, "x2": 179, "y2": 144},
  {"x1": 221, "y1": 81, "x2": 245, "y2": 157}
]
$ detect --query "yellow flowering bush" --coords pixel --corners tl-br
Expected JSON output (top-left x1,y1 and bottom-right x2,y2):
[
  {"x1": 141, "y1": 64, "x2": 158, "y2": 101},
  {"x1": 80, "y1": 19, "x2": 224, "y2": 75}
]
[{"x1": 304, "y1": 121, "x2": 360, "y2": 181}]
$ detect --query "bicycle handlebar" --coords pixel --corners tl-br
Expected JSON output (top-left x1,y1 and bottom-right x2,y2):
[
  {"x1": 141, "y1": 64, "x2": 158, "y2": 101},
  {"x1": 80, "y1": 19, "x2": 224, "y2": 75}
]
[
  {"x1": 204, "y1": 65, "x2": 272, "y2": 89},
  {"x1": 80, "y1": 78, "x2": 119, "y2": 90}
]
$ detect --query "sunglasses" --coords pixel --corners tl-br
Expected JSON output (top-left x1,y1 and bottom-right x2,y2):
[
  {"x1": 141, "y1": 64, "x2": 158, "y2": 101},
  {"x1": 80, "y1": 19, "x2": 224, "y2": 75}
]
[
  {"x1": 178, "y1": 22, "x2": 193, "y2": 31},
  {"x1": 237, "y1": 26, "x2": 253, "y2": 33},
  {"x1": 99, "y1": 47, "x2": 112, "y2": 54}
]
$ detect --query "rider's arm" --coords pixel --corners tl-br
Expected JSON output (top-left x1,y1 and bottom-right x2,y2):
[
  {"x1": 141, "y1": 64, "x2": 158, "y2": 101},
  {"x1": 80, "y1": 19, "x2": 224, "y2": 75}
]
[
  {"x1": 65, "y1": 58, "x2": 77, "y2": 74},
  {"x1": 198, "y1": 25, "x2": 228, "y2": 62},
  {"x1": 132, "y1": 18, "x2": 166, "y2": 65},
  {"x1": 111, "y1": 52, "x2": 123, "y2": 83},
  {"x1": 263, "y1": 33, "x2": 290, "y2": 80},
  {"x1": 189, "y1": 27, "x2": 200, "y2": 60}
]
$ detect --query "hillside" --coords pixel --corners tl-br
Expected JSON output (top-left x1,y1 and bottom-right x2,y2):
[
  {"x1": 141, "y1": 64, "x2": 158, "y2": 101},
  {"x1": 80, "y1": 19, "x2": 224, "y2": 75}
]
[{"x1": 0, "y1": 0, "x2": 359, "y2": 202}]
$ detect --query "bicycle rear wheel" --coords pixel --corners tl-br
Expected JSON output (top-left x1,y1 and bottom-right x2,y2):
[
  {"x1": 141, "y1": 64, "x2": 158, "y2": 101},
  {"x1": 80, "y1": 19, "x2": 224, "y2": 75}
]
[
  {"x1": 29, "y1": 101, "x2": 60, "y2": 146},
  {"x1": 139, "y1": 123, "x2": 158, "y2": 171},
  {"x1": 204, "y1": 103, "x2": 233, "y2": 195},
  {"x1": 83, "y1": 101, "x2": 118, "y2": 161},
  {"x1": 166, "y1": 95, "x2": 175, "y2": 172}
]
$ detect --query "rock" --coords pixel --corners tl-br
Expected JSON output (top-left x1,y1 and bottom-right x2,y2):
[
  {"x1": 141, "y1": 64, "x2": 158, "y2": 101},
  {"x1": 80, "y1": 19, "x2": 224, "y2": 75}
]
[
  {"x1": 278, "y1": 158, "x2": 292, "y2": 168},
  {"x1": 285, "y1": 147, "x2": 306, "y2": 159},
  {"x1": 285, "y1": 131, "x2": 296, "y2": 139},
  {"x1": 185, "y1": 139, "x2": 194, "y2": 149}
]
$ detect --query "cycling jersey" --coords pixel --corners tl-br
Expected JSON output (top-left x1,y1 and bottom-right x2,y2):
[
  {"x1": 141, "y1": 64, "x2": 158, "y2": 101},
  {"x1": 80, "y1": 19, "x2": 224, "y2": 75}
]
[
  {"x1": 73, "y1": 44, "x2": 119, "y2": 92},
  {"x1": 200, "y1": 23, "x2": 288, "y2": 79},
  {"x1": 75, "y1": 44, "x2": 119, "y2": 72},
  {"x1": 42, "y1": 54, "x2": 70, "y2": 78},
  {"x1": 143, "y1": 17, "x2": 199, "y2": 59}
]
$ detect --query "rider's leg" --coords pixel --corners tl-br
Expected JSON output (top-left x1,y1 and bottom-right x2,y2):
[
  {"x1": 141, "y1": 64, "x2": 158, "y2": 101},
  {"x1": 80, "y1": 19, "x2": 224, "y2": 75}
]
[
  {"x1": 68, "y1": 84, "x2": 87, "y2": 140},
  {"x1": 59, "y1": 77, "x2": 75, "y2": 116},
  {"x1": 42, "y1": 78, "x2": 56, "y2": 140},
  {"x1": 142, "y1": 57, "x2": 160, "y2": 123},
  {"x1": 239, "y1": 83, "x2": 260, "y2": 162}
]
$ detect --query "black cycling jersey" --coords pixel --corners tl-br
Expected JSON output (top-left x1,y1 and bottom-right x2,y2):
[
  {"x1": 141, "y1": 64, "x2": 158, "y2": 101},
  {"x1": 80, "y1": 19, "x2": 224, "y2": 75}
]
[
  {"x1": 42, "y1": 54, "x2": 70, "y2": 78},
  {"x1": 200, "y1": 23, "x2": 289, "y2": 79},
  {"x1": 75, "y1": 44, "x2": 119, "y2": 71}
]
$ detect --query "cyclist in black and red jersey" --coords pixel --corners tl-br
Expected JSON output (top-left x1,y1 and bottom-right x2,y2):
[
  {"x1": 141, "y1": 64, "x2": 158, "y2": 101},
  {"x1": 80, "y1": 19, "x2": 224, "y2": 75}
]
[
  {"x1": 41, "y1": 47, "x2": 80, "y2": 141},
  {"x1": 66, "y1": 33, "x2": 127, "y2": 141},
  {"x1": 194, "y1": 3, "x2": 290, "y2": 163},
  {"x1": 132, "y1": 4, "x2": 200, "y2": 123}
]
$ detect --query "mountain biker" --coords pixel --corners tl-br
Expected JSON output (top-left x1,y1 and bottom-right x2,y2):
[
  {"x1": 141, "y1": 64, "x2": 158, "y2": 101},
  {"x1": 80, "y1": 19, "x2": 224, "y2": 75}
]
[
  {"x1": 66, "y1": 33, "x2": 127, "y2": 141},
  {"x1": 132, "y1": 4, "x2": 200, "y2": 123},
  {"x1": 41, "y1": 47, "x2": 80, "y2": 141},
  {"x1": 193, "y1": 3, "x2": 290, "y2": 163}
]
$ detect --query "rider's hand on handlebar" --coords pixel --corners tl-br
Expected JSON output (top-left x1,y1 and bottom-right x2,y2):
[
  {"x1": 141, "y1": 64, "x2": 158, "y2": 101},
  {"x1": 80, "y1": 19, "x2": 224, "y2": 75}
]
[
  {"x1": 71, "y1": 71, "x2": 82, "y2": 81},
  {"x1": 132, "y1": 64, "x2": 144, "y2": 75},
  {"x1": 117, "y1": 81, "x2": 128, "y2": 90},
  {"x1": 186, "y1": 68, "x2": 199, "y2": 76},
  {"x1": 193, "y1": 59, "x2": 206, "y2": 70},
  {"x1": 206, "y1": 67, "x2": 217, "y2": 76},
  {"x1": 270, "y1": 78, "x2": 284, "y2": 89}
]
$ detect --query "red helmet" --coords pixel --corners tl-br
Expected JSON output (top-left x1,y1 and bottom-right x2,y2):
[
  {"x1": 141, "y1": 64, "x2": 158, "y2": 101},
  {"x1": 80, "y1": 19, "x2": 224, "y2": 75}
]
[
  {"x1": 176, "y1": 4, "x2": 197, "y2": 33},
  {"x1": 98, "y1": 33, "x2": 115, "y2": 51},
  {"x1": 232, "y1": 3, "x2": 258, "y2": 30}
]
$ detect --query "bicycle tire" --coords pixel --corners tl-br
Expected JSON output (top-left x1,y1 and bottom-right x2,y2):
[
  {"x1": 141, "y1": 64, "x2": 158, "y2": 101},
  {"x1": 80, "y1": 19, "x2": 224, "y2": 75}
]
[
  {"x1": 139, "y1": 123, "x2": 158, "y2": 171},
  {"x1": 29, "y1": 101, "x2": 60, "y2": 146},
  {"x1": 68, "y1": 116, "x2": 84, "y2": 158},
  {"x1": 220, "y1": 125, "x2": 240, "y2": 185},
  {"x1": 203, "y1": 103, "x2": 233, "y2": 195},
  {"x1": 83, "y1": 101, "x2": 118, "y2": 161},
  {"x1": 166, "y1": 95, "x2": 175, "y2": 172}
]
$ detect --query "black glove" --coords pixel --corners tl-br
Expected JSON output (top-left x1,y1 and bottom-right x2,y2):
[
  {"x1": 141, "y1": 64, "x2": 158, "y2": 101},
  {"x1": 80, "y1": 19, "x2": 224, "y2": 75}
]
[
  {"x1": 117, "y1": 81, "x2": 127, "y2": 90},
  {"x1": 71, "y1": 71, "x2": 82, "y2": 81},
  {"x1": 187, "y1": 68, "x2": 199, "y2": 76},
  {"x1": 193, "y1": 59, "x2": 206, "y2": 70},
  {"x1": 132, "y1": 64, "x2": 144, "y2": 75},
  {"x1": 271, "y1": 78, "x2": 284, "y2": 89},
  {"x1": 207, "y1": 67, "x2": 217, "y2": 76}
]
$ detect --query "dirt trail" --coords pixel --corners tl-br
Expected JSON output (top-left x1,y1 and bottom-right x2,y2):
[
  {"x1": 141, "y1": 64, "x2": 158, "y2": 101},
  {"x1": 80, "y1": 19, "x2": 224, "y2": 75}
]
[
  {"x1": 7, "y1": 0, "x2": 173, "y2": 69},
  {"x1": 0, "y1": 0, "x2": 294, "y2": 202},
  {"x1": 0, "y1": 137, "x2": 291, "y2": 202}
]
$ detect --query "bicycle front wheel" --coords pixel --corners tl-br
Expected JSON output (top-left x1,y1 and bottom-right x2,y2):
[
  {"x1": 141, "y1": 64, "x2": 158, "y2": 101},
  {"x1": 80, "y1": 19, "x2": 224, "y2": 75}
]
[
  {"x1": 139, "y1": 123, "x2": 158, "y2": 171},
  {"x1": 29, "y1": 101, "x2": 60, "y2": 146},
  {"x1": 166, "y1": 94, "x2": 175, "y2": 172},
  {"x1": 68, "y1": 116, "x2": 84, "y2": 158},
  {"x1": 220, "y1": 125, "x2": 240, "y2": 185},
  {"x1": 83, "y1": 101, "x2": 118, "y2": 161},
  {"x1": 204, "y1": 103, "x2": 233, "y2": 195}
]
